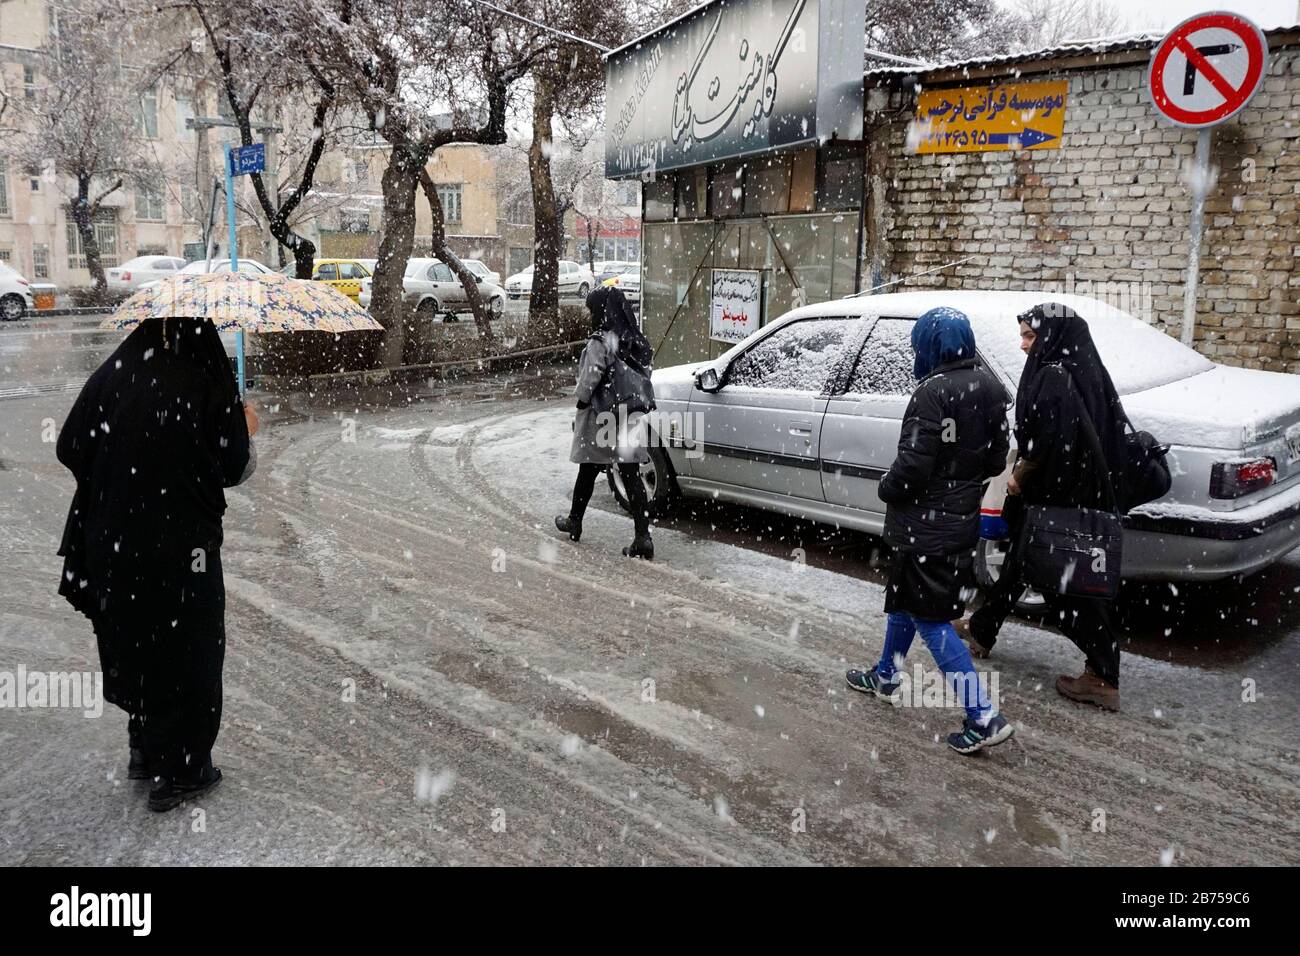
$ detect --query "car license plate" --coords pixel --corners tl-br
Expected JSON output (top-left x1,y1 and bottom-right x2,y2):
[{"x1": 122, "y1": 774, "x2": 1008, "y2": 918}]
[{"x1": 1287, "y1": 425, "x2": 1300, "y2": 465}]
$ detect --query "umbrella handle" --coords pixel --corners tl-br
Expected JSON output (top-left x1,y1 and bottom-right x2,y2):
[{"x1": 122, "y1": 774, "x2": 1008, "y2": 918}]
[{"x1": 236, "y1": 330, "x2": 246, "y2": 397}]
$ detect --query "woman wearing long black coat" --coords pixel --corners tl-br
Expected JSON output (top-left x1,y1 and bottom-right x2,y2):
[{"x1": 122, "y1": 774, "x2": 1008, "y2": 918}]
[
  {"x1": 555, "y1": 286, "x2": 656, "y2": 558},
  {"x1": 57, "y1": 317, "x2": 255, "y2": 810},
  {"x1": 1011, "y1": 302, "x2": 1129, "y2": 710}
]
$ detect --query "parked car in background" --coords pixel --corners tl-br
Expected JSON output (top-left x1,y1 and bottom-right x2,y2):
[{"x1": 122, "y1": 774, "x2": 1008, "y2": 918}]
[
  {"x1": 601, "y1": 263, "x2": 640, "y2": 303},
  {"x1": 619, "y1": 290, "x2": 1300, "y2": 590},
  {"x1": 279, "y1": 258, "x2": 372, "y2": 302},
  {"x1": 461, "y1": 259, "x2": 500, "y2": 287},
  {"x1": 139, "y1": 257, "x2": 274, "y2": 294},
  {"x1": 0, "y1": 261, "x2": 34, "y2": 321},
  {"x1": 106, "y1": 256, "x2": 188, "y2": 294},
  {"x1": 358, "y1": 257, "x2": 505, "y2": 320},
  {"x1": 503, "y1": 260, "x2": 595, "y2": 300},
  {"x1": 593, "y1": 260, "x2": 632, "y2": 284}
]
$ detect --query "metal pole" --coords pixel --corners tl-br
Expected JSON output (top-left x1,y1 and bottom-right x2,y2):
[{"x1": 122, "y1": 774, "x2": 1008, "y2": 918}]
[
  {"x1": 1181, "y1": 128, "x2": 1211, "y2": 347},
  {"x1": 223, "y1": 144, "x2": 246, "y2": 395}
]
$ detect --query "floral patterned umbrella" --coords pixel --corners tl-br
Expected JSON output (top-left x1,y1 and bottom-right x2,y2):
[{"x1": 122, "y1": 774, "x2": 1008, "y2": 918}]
[{"x1": 102, "y1": 271, "x2": 382, "y2": 333}]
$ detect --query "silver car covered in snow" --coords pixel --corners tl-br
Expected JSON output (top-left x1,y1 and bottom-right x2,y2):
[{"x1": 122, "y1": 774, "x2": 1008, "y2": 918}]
[{"x1": 618, "y1": 291, "x2": 1300, "y2": 583}]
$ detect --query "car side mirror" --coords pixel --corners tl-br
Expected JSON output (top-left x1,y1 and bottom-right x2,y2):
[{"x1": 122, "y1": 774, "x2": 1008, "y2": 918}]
[
  {"x1": 474, "y1": 275, "x2": 482, "y2": 283},
  {"x1": 695, "y1": 367, "x2": 722, "y2": 393}
]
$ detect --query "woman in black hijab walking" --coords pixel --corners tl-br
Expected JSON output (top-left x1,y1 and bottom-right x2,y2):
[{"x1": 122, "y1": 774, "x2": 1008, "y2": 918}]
[
  {"x1": 1009, "y1": 302, "x2": 1128, "y2": 710},
  {"x1": 57, "y1": 317, "x2": 256, "y2": 810},
  {"x1": 555, "y1": 286, "x2": 656, "y2": 558}
]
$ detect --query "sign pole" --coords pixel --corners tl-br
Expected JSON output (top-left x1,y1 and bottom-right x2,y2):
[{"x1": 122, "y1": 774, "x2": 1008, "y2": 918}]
[
  {"x1": 223, "y1": 144, "x2": 246, "y2": 396},
  {"x1": 1181, "y1": 127, "x2": 1212, "y2": 347}
]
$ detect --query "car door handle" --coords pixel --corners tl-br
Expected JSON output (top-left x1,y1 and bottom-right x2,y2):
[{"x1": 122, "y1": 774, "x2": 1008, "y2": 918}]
[{"x1": 789, "y1": 421, "x2": 814, "y2": 436}]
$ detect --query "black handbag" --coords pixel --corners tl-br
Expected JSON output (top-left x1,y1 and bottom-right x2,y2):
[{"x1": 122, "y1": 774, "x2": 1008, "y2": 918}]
[
  {"x1": 1119, "y1": 414, "x2": 1172, "y2": 511},
  {"x1": 591, "y1": 346, "x2": 655, "y2": 416},
  {"x1": 1018, "y1": 379, "x2": 1124, "y2": 601}
]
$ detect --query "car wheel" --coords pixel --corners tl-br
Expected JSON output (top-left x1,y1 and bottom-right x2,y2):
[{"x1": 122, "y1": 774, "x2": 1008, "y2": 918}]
[
  {"x1": 416, "y1": 297, "x2": 440, "y2": 318},
  {"x1": 607, "y1": 445, "x2": 678, "y2": 518},
  {"x1": 0, "y1": 294, "x2": 26, "y2": 322},
  {"x1": 490, "y1": 295, "x2": 504, "y2": 316},
  {"x1": 975, "y1": 537, "x2": 1050, "y2": 618},
  {"x1": 577, "y1": 283, "x2": 589, "y2": 298}
]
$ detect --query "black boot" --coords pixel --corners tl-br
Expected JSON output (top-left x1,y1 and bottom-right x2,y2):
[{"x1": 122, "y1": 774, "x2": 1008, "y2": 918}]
[
  {"x1": 622, "y1": 532, "x2": 654, "y2": 560},
  {"x1": 127, "y1": 716, "x2": 150, "y2": 780},
  {"x1": 554, "y1": 515, "x2": 582, "y2": 542},
  {"x1": 148, "y1": 761, "x2": 222, "y2": 813}
]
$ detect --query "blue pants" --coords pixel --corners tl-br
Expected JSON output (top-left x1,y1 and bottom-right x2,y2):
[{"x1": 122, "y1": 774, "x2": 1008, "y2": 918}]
[{"x1": 877, "y1": 611, "x2": 992, "y2": 722}]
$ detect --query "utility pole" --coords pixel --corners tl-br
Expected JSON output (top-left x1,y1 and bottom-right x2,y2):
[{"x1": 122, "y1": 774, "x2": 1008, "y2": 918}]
[
  {"x1": 188, "y1": 116, "x2": 236, "y2": 257},
  {"x1": 188, "y1": 116, "x2": 282, "y2": 264}
]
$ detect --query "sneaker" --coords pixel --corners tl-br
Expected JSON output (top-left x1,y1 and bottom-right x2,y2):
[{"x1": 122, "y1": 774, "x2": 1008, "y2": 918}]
[
  {"x1": 947, "y1": 713, "x2": 1015, "y2": 754},
  {"x1": 845, "y1": 667, "x2": 901, "y2": 702},
  {"x1": 148, "y1": 765, "x2": 222, "y2": 813}
]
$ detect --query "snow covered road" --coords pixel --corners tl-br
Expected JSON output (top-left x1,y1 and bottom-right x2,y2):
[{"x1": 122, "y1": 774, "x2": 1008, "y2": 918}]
[{"x1": 1, "y1": 347, "x2": 1298, "y2": 865}]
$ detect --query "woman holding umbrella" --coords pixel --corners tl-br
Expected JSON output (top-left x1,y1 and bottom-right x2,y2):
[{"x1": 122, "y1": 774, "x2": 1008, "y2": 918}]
[{"x1": 57, "y1": 317, "x2": 256, "y2": 811}]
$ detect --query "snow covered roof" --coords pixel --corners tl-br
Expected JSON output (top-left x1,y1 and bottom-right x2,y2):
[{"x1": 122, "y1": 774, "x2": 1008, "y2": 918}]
[{"x1": 864, "y1": 24, "x2": 1300, "y2": 82}]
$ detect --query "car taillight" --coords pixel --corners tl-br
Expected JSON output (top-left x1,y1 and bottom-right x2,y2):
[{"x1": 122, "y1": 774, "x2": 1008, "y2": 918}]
[
  {"x1": 17, "y1": 279, "x2": 28, "y2": 286},
  {"x1": 1210, "y1": 458, "x2": 1275, "y2": 498},
  {"x1": 122, "y1": 271, "x2": 131, "y2": 281}
]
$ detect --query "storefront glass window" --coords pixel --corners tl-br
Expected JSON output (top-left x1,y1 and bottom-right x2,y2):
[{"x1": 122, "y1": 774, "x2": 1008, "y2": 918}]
[
  {"x1": 643, "y1": 177, "x2": 675, "y2": 221},
  {"x1": 710, "y1": 163, "x2": 744, "y2": 218},
  {"x1": 744, "y1": 156, "x2": 791, "y2": 216},
  {"x1": 818, "y1": 145, "x2": 863, "y2": 212}
]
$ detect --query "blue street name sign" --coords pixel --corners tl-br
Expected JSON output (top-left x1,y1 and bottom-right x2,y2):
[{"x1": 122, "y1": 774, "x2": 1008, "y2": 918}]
[{"x1": 230, "y1": 142, "x2": 265, "y2": 176}]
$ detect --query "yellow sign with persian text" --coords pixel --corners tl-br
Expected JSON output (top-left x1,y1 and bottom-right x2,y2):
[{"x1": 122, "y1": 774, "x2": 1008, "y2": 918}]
[{"x1": 913, "y1": 80, "x2": 1067, "y2": 153}]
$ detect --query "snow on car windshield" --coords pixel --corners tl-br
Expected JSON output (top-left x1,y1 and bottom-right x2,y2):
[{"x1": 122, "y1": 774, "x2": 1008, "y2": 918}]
[
  {"x1": 728, "y1": 319, "x2": 857, "y2": 391},
  {"x1": 848, "y1": 318, "x2": 915, "y2": 394}
]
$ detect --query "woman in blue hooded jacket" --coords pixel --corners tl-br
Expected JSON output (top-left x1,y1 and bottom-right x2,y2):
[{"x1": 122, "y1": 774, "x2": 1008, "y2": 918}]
[{"x1": 845, "y1": 307, "x2": 1015, "y2": 754}]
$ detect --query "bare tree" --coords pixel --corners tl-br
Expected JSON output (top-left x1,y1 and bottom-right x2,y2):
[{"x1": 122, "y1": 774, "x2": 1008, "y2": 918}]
[
  {"x1": 298, "y1": 0, "x2": 543, "y2": 365},
  {"x1": 162, "y1": 0, "x2": 344, "y2": 279},
  {"x1": 417, "y1": 167, "x2": 496, "y2": 348},
  {"x1": 1010, "y1": 0, "x2": 1131, "y2": 50},
  {"x1": 13, "y1": 5, "x2": 158, "y2": 301},
  {"x1": 865, "y1": 0, "x2": 1027, "y2": 61}
]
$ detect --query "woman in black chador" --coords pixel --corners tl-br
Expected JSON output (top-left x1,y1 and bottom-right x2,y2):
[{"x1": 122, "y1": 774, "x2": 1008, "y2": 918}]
[{"x1": 57, "y1": 317, "x2": 257, "y2": 811}]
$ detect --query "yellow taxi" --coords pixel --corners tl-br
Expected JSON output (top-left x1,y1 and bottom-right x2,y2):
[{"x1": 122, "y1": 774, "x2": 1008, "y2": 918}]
[{"x1": 280, "y1": 258, "x2": 373, "y2": 302}]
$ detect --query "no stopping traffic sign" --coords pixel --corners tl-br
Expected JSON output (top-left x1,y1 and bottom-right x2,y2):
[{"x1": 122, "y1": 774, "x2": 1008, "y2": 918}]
[{"x1": 1147, "y1": 10, "x2": 1269, "y2": 127}]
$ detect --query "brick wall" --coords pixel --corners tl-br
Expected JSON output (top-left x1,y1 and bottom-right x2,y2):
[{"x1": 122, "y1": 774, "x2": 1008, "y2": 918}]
[{"x1": 864, "y1": 35, "x2": 1299, "y2": 371}]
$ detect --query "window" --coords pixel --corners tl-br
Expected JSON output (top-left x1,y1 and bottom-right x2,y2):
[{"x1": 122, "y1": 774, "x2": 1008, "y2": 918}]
[
  {"x1": 846, "y1": 319, "x2": 916, "y2": 395},
  {"x1": 643, "y1": 177, "x2": 674, "y2": 221},
  {"x1": 0, "y1": 248, "x2": 11, "y2": 263},
  {"x1": 338, "y1": 262, "x2": 367, "y2": 279},
  {"x1": 26, "y1": 165, "x2": 41, "y2": 192},
  {"x1": 180, "y1": 184, "x2": 199, "y2": 222},
  {"x1": 315, "y1": 263, "x2": 338, "y2": 280},
  {"x1": 711, "y1": 163, "x2": 745, "y2": 217},
  {"x1": 339, "y1": 207, "x2": 370, "y2": 233},
  {"x1": 33, "y1": 244, "x2": 49, "y2": 279},
  {"x1": 615, "y1": 181, "x2": 639, "y2": 206},
  {"x1": 140, "y1": 86, "x2": 159, "y2": 139},
  {"x1": 135, "y1": 185, "x2": 165, "y2": 221},
  {"x1": 727, "y1": 319, "x2": 857, "y2": 391},
  {"x1": 66, "y1": 208, "x2": 119, "y2": 270},
  {"x1": 176, "y1": 96, "x2": 194, "y2": 140},
  {"x1": 0, "y1": 158, "x2": 9, "y2": 217},
  {"x1": 744, "y1": 155, "x2": 791, "y2": 216},
  {"x1": 818, "y1": 144, "x2": 863, "y2": 213},
  {"x1": 675, "y1": 167, "x2": 708, "y2": 219},
  {"x1": 436, "y1": 184, "x2": 462, "y2": 224},
  {"x1": 431, "y1": 263, "x2": 453, "y2": 282},
  {"x1": 154, "y1": 258, "x2": 177, "y2": 270},
  {"x1": 23, "y1": 66, "x2": 36, "y2": 100},
  {"x1": 504, "y1": 195, "x2": 531, "y2": 224}
]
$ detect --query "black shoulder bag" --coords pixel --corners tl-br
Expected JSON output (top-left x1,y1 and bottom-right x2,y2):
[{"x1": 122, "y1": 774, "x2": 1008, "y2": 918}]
[{"x1": 1017, "y1": 379, "x2": 1124, "y2": 601}]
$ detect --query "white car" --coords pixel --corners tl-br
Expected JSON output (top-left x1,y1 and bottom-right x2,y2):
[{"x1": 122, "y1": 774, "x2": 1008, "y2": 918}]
[
  {"x1": 625, "y1": 290, "x2": 1300, "y2": 586},
  {"x1": 137, "y1": 257, "x2": 274, "y2": 293},
  {"x1": 504, "y1": 260, "x2": 596, "y2": 300},
  {"x1": 106, "y1": 255, "x2": 187, "y2": 293},
  {"x1": 462, "y1": 259, "x2": 501, "y2": 287},
  {"x1": 602, "y1": 263, "x2": 640, "y2": 303},
  {"x1": 358, "y1": 257, "x2": 505, "y2": 320},
  {"x1": 0, "y1": 261, "x2": 34, "y2": 321}
]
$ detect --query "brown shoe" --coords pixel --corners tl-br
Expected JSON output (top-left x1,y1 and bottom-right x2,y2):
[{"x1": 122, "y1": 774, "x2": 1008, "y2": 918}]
[
  {"x1": 1055, "y1": 668, "x2": 1120, "y2": 711},
  {"x1": 953, "y1": 618, "x2": 991, "y2": 660}
]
